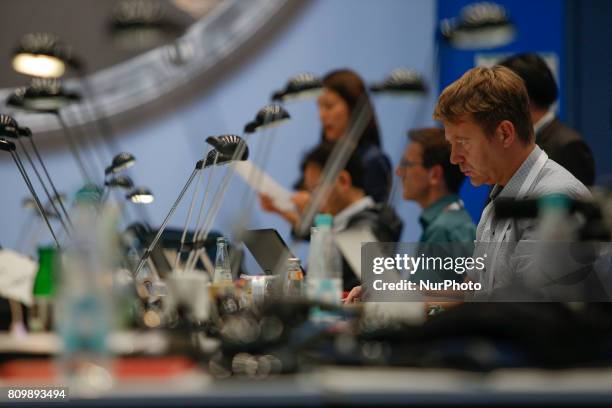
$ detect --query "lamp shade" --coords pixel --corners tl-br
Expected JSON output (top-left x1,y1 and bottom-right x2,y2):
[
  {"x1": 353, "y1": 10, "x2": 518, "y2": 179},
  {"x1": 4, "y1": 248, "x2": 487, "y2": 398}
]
[
  {"x1": 105, "y1": 175, "x2": 134, "y2": 189},
  {"x1": 17, "y1": 126, "x2": 33, "y2": 138},
  {"x1": 201, "y1": 139, "x2": 249, "y2": 168},
  {"x1": 205, "y1": 134, "x2": 246, "y2": 155},
  {"x1": 370, "y1": 68, "x2": 427, "y2": 94},
  {"x1": 0, "y1": 114, "x2": 19, "y2": 139},
  {"x1": 206, "y1": 134, "x2": 249, "y2": 159},
  {"x1": 244, "y1": 105, "x2": 290, "y2": 134},
  {"x1": 127, "y1": 187, "x2": 154, "y2": 204},
  {"x1": 7, "y1": 78, "x2": 81, "y2": 112},
  {"x1": 440, "y1": 2, "x2": 515, "y2": 50},
  {"x1": 105, "y1": 152, "x2": 136, "y2": 175},
  {"x1": 22, "y1": 197, "x2": 37, "y2": 210},
  {"x1": 271, "y1": 73, "x2": 322, "y2": 102},
  {"x1": 0, "y1": 138, "x2": 16, "y2": 152},
  {"x1": 109, "y1": 0, "x2": 185, "y2": 51},
  {"x1": 22, "y1": 197, "x2": 59, "y2": 218},
  {"x1": 12, "y1": 33, "x2": 79, "y2": 78}
]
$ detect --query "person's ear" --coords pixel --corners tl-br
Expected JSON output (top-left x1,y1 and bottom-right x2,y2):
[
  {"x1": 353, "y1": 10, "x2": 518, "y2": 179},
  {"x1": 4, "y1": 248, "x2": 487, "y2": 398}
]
[
  {"x1": 496, "y1": 120, "x2": 516, "y2": 148},
  {"x1": 428, "y1": 164, "x2": 444, "y2": 187},
  {"x1": 337, "y1": 170, "x2": 352, "y2": 190}
]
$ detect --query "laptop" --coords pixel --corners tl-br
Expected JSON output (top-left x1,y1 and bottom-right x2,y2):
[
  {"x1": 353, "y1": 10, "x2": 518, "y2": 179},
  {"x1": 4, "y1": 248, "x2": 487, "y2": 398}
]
[{"x1": 241, "y1": 229, "x2": 303, "y2": 275}]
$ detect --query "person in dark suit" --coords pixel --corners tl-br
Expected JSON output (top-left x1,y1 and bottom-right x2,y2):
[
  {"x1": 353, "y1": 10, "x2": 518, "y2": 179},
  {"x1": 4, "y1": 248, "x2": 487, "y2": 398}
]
[{"x1": 499, "y1": 53, "x2": 596, "y2": 186}]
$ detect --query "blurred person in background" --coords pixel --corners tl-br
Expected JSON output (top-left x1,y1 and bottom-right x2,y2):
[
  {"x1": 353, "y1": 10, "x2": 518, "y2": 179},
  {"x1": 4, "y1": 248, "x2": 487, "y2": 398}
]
[
  {"x1": 260, "y1": 69, "x2": 393, "y2": 228},
  {"x1": 278, "y1": 142, "x2": 402, "y2": 291},
  {"x1": 345, "y1": 128, "x2": 476, "y2": 302},
  {"x1": 499, "y1": 52, "x2": 595, "y2": 186},
  {"x1": 398, "y1": 128, "x2": 475, "y2": 246}
]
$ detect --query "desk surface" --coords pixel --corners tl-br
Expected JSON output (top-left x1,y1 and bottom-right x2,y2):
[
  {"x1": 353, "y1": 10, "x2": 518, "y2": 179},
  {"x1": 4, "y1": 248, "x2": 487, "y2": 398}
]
[{"x1": 2, "y1": 333, "x2": 612, "y2": 406}]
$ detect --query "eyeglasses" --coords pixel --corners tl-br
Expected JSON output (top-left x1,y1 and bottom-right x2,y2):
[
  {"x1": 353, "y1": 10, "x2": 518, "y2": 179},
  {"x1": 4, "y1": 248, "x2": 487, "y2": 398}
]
[{"x1": 399, "y1": 158, "x2": 423, "y2": 169}]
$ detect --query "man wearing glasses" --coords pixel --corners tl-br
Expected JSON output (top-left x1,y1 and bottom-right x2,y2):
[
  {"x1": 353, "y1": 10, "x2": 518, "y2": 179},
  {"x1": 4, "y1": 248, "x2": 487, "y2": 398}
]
[
  {"x1": 345, "y1": 128, "x2": 476, "y2": 302},
  {"x1": 397, "y1": 128, "x2": 476, "y2": 247}
]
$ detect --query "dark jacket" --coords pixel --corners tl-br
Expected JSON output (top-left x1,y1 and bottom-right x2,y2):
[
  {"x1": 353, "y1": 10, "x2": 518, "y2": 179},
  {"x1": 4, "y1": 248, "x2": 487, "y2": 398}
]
[
  {"x1": 537, "y1": 118, "x2": 596, "y2": 186},
  {"x1": 356, "y1": 144, "x2": 393, "y2": 203},
  {"x1": 293, "y1": 143, "x2": 393, "y2": 203}
]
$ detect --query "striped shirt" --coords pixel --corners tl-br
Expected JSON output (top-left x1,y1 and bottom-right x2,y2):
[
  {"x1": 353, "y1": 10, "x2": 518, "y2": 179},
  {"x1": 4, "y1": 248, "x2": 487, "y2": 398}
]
[{"x1": 468, "y1": 145, "x2": 592, "y2": 292}]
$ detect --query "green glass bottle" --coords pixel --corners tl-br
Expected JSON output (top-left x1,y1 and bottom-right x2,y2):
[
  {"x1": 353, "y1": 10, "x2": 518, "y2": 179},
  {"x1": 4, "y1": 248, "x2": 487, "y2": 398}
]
[
  {"x1": 33, "y1": 246, "x2": 56, "y2": 297},
  {"x1": 29, "y1": 246, "x2": 57, "y2": 331}
]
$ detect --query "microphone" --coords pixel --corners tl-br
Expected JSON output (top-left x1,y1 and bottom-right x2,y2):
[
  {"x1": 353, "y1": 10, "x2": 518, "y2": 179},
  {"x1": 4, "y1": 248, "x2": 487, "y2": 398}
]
[{"x1": 0, "y1": 116, "x2": 60, "y2": 247}]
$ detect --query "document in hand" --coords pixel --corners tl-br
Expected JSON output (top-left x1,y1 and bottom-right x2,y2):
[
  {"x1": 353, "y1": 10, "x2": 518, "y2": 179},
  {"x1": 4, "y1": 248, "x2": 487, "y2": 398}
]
[{"x1": 234, "y1": 161, "x2": 297, "y2": 212}]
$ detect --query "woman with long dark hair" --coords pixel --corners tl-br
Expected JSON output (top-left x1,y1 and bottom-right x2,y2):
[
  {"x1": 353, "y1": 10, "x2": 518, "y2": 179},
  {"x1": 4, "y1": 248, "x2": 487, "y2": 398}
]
[
  {"x1": 304, "y1": 69, "x2": 391, "y2": 201},
  {"x1": 261, "y1": 69, "x2": 393, "y2": 227}
]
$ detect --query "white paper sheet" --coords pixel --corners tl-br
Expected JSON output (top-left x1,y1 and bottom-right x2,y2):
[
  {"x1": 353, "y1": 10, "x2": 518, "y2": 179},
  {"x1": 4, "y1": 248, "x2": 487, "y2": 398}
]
[
  {"x1": 0, "y1": 249, "x2": 38, "y2": 306},
  {"x1": 234, "y1": 161, "x2": 296, "y2": 212}
]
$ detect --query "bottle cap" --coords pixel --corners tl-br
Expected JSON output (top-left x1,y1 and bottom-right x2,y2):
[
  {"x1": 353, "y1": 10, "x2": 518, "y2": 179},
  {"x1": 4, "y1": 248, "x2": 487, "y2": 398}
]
[
  {"x1": 287, "y1": 257, "x2": 301, "y2": 268},
  {"x1": 314, "y1": 213, "x2": 333, "y2": 227},
  {"x1": 538, "y1": 194, "x2": 571, "y2": 212}
]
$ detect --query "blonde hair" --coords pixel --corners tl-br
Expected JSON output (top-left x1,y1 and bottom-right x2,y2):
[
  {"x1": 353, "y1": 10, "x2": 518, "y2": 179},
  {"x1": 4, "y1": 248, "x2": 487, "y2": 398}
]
[{"x1": 433, "y1": 66, "x2": 534, "y2": 143}]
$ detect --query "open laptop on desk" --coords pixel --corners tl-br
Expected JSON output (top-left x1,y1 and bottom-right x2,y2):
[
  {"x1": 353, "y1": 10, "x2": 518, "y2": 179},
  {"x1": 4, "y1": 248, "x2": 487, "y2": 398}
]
[{"x1": 241, "y1": 229, "x2": 304, "y2": 275}]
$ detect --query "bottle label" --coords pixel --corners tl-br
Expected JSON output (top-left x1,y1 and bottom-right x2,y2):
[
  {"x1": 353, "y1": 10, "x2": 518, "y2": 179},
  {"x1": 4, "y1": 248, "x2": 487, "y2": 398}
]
[{"x1": 307, "y1": 278, "x2": 342, "y2": 323}]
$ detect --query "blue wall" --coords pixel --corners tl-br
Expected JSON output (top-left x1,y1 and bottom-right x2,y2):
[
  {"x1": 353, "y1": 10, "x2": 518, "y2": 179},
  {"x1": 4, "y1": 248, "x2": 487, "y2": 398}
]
[
  {"x1": 0, "y1": 0, "x2": 437, "y2": 267},
  {"x1": 437, "y1": 0, "x2": 566, "y2": 222},
  {"x1": 567, "y1": 0, "x2": 612, "y2": 183}
]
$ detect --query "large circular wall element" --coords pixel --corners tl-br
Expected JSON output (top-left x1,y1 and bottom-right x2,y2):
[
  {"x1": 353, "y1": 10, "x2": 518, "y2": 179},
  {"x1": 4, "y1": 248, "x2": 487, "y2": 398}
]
[{"x1": 1, "y1": 0, "x2": 295, "y2": 137}]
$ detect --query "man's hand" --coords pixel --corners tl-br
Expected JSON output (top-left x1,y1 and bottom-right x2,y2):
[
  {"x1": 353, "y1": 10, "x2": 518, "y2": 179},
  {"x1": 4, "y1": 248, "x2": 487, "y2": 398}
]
[
  {"x1": 260, "y1": 193, "x2": 280, "y2": 213},
  {"x1": 291, "y1": 190, "x2": 311, "y2": 214},
  {"x1": 259, "y1": 193, "x2": 300, "y2": 228},
  {"x1": 344, "y1": 285, "x2": 363, "y2": 303}
]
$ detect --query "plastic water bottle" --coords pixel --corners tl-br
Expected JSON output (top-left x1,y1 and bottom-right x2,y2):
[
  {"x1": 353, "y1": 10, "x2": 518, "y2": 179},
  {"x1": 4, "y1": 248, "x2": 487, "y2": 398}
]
[
  {"x1": 307, "y1": 214, "x2": 342, "y2": 321},
  {"x1": 284, "y1": 257, "x2": 304, "y2": 298},
  {"x1": 536, "y1": 194, "x2": 574, "y2": 241},
  {"x1": 213, "y1": 237, "x2": 233, "y2": 284},
  {"x1": 56, "y1": 195, "x2": 117, "y2": 395}
]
